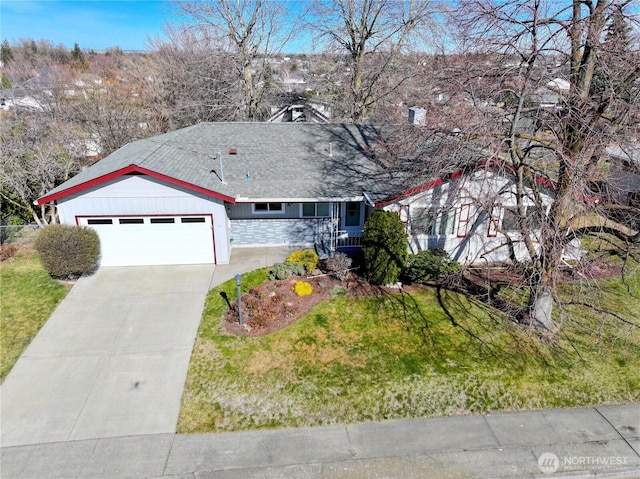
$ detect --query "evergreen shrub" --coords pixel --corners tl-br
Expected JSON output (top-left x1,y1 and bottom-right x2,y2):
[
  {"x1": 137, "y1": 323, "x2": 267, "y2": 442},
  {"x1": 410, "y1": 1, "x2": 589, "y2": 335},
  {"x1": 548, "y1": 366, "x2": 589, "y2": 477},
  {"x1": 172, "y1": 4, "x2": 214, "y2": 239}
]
[
  {"x1": 405, "y1": 249, "x2": 460, "y2": 284},
  {"x1": 293, "y1": 280, "x2": 313, "y2": 297},
  {"x1": 35, "y1": 224, "x2": 100, "y2": 278},
  {"x1": 361, "y1": 210, "x2": 408, "y2": 285},
  {"x1": 286, "y1": 249, "x2": 319, "y2": 272},
  {"x1": 268, "y1": 262, "x2": 305, "y2": 280}
]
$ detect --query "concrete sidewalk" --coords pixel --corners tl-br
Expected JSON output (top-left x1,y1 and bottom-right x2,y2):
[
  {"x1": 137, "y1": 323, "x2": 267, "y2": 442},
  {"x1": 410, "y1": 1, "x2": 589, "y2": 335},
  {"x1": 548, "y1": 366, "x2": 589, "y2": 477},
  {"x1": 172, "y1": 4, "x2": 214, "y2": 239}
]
[
  {"x1": 209, "y1": 246, "x2": 299, "y2": 288},
  {"x1": 1, "y1": 404, "x2": 638, "y2": 478}
]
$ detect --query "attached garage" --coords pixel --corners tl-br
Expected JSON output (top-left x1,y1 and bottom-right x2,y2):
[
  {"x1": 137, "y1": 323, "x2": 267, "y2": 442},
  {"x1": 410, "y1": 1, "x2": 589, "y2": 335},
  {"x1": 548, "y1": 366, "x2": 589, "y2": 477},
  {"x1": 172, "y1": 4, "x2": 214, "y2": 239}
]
[
  {"x1": 38, "y1": 168, "x2": 234, "y2": 267},
  {"x1": 77, "y1": 215, "x2": 216, "y2": 266}
]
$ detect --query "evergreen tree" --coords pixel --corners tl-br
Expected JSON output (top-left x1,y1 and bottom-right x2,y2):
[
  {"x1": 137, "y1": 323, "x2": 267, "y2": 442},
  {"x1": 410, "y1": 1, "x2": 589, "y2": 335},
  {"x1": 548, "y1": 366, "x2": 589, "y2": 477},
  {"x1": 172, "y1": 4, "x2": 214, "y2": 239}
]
[
  {"x1": 361, "y1": 210, "x2": 409, "y2": 285},
  {"x1": 71, "y1": 43, "x2": 88, "y2": 71},
  {"x1": 1, "y1": 39, "x2": 13, "y2": 65},
  {"x1": 591, "y1": 4, "x2": 635, "y2": 100}
]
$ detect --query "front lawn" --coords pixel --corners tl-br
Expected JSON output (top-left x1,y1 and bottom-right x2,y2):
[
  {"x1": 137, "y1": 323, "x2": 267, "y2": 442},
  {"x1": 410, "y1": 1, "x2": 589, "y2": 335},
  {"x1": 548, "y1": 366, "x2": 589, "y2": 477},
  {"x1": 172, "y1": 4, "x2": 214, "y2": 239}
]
[
  {"x1": 0, "y1": 246, "x2": 69, "y2": 381},
  {"x1": 178, "y1": 263, "x2": 640, "y2": 433}
]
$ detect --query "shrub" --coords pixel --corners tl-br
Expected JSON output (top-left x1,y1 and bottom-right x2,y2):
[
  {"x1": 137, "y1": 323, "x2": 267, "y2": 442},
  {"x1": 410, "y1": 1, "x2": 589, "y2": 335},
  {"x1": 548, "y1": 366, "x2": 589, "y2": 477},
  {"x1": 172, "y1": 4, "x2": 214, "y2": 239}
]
[
  {"x1": 268, "y1": 262, "x2": 305, "y2": 280},
  {"x1": 325, "y1": 252, "x2": 352, "y2": 280},
  {"x1": 293, "y1": 280, "x2": 313, "y2": 297},
  {"x1": 329, "y1": 285, "x2": 347, "y2": 297},
  {"x1": 405, "y1": 249, "x2": 460, "y2": 284},
  {"x1": 361, "y1": 210, "x2": 408, "y2": 285},
  {"x1": 286, "y1": 249, "x2": 319, "y2": 272},
  {"x1": 0, "y1": 244, "x2": 18, "y2": 261},
  {"x1": 34, "y1": 224, "x2": 100, "y2": 278}
]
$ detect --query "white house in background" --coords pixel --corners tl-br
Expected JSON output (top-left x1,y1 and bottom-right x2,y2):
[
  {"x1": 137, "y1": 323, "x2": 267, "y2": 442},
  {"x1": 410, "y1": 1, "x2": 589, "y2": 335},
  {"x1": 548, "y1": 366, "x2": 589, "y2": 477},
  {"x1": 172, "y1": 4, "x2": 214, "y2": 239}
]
[{"x1": 38, "y1": 122, "x2": 563, "y2": 267}]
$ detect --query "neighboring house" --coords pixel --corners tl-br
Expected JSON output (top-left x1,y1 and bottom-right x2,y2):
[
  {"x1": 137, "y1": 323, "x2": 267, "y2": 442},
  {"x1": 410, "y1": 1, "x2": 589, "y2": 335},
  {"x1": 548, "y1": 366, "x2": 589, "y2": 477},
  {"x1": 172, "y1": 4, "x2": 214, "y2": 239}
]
[
  {"x1": 37, "y1": 121, "x2": 566, "y2": 267},
  {"x1": 268, "y1": 95, "x2": 332, "y2": 123},
  {"x1": 605, "y1": 144, "x2": 640, "y2": 204}
]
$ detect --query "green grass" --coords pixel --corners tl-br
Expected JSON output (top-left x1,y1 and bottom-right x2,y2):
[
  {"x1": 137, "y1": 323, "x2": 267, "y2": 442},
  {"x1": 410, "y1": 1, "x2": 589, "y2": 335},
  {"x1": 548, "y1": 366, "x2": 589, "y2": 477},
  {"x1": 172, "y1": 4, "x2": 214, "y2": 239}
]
[
  {"x1": 178, "y1": 264, "x2": 640, "y2": 433},
  {"x1": 0, "y1": 249, "x2": 69, "y2": 381}
]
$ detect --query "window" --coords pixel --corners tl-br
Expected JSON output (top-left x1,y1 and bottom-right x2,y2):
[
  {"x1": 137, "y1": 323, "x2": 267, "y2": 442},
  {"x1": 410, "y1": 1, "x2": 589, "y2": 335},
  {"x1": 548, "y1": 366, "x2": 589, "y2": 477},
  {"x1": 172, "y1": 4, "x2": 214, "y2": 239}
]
[
  {"x1": 437, "y1": 208, "x2": 456, "y2": 235},
  {"x1": 344, "y1": 202, "x2": 361, "y2": 227},
  {"x1": 119, "y1": 218, "x2": 144, "y2": 224},
  {"x1": 252, "y1": 203, "x2": 284, "y2": 214},
  {"x1": 150, "y1": 218, "x2": 175, "y2": 224},
  {"x1": 411, "y1": 207, "x2": 457, "y2": 235},
  {"x1": 181, "y1": 217, "x2": 206, "y2": 223},
  {"x1": 487, "y1": 205, "x2": 502, "y2": 237},
  {"x1": 456, "y1": 204, "x2": 471, "y2": 237},
  {"x1": 302, "y1": 202, "x2": 330, "y2": 217},
  {"x1": 87, "y1": 219, "x2": 113, "y2": 225},
  {"x1": 410, "y1": 208, "x2": 436, "y2": 235}
]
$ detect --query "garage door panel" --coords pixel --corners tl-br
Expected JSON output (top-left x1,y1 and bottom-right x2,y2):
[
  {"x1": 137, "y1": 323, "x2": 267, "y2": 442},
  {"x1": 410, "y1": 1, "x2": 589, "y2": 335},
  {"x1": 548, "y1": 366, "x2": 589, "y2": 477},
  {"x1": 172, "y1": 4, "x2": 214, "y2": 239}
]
[{"x1": 79, "y1": 216, "x2": 215, "y2": 266}]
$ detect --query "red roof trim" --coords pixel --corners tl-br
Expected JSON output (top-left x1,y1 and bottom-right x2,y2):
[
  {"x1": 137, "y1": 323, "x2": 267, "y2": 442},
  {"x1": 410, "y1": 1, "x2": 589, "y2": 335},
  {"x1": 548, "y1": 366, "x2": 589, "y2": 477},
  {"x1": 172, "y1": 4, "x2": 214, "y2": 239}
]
[
  {"x1": 375, "y1": 158, "x2": 557, "y2": 208},
  {"x1": 37, "y1": 164, "x2": 236, "y2": 205}
]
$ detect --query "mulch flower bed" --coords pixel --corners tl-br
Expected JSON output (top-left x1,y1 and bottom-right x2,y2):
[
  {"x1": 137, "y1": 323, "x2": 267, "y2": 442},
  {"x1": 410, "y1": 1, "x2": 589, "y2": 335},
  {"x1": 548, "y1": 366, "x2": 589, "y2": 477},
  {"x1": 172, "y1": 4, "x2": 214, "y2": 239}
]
[
  {"x1": 223, "y1": 258, "x2": 625, "y2": 337},
  {"x1": 224, "y1": 273, "x2": 381, "y2": 336}
]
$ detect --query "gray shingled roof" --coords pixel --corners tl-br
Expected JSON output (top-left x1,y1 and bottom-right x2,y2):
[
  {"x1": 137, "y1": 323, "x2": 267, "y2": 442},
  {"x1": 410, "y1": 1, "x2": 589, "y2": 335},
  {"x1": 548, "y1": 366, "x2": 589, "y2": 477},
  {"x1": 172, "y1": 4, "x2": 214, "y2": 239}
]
[{"x1": 42, "y1": 122, "x2": 391, "y2": 203}]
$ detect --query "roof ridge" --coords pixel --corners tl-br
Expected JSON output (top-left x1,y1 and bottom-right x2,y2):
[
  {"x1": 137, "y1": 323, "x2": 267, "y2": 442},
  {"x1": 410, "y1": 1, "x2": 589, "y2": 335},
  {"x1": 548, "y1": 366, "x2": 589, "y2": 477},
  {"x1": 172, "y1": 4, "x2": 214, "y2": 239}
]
[{"x1": 137, "y1": 139, "x2": 167, "y2": 166}]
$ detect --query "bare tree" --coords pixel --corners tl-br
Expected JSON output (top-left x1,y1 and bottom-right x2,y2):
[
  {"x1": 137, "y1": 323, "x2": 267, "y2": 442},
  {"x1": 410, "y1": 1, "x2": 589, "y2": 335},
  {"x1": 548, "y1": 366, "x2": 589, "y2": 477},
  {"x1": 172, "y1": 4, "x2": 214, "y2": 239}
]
[
  {"x1": 172, "y1": 0, "x2": 292, "y2": 120},
  {"x1": 310, "y1": 0, "x2": 434, "y2": 122},
  {"x1": 0, "y1": 113, "x2": 81, "y2": 225},
  {"x1": 435, "y1": 0, "x2": 640, "y2": 330},
  {"x1": 55, "y1": 58, "x2": 164, "y2": 156},
  {"x1": 143, "y1": 26, "x2": 241, "y2": 128}
]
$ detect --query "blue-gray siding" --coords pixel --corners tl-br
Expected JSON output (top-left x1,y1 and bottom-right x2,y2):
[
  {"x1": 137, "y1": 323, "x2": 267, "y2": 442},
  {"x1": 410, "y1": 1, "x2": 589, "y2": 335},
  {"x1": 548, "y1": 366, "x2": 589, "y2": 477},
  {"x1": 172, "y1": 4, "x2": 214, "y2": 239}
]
[{"x1": 230, "y1": 218, "x2": 332, "y2": 246}]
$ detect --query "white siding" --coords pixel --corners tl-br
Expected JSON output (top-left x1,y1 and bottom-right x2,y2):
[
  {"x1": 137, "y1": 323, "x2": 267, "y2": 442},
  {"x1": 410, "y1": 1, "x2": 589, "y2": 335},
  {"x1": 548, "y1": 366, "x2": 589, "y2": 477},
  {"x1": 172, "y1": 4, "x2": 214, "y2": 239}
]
[
  {"x1": 383, "y1": 170, "x2": 556, "y2": 264},
  {"x1": 56, "y1": 175, "x2": 231, "y2": 263}
]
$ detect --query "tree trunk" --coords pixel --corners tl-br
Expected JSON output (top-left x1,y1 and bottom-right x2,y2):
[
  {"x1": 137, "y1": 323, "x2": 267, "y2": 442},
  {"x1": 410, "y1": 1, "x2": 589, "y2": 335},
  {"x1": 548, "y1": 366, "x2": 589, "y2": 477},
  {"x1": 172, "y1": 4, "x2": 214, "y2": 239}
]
[{"x1": 529, "y1": 281, "x2": 555, "y2": 331}]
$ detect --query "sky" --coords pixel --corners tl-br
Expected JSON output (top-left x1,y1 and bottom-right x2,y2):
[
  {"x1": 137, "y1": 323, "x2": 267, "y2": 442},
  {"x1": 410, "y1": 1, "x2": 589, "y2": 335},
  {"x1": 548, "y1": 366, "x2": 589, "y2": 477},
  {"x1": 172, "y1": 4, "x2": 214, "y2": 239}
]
[{"x1": 0, "y1": 1, "x2": 173, "y2": 51}]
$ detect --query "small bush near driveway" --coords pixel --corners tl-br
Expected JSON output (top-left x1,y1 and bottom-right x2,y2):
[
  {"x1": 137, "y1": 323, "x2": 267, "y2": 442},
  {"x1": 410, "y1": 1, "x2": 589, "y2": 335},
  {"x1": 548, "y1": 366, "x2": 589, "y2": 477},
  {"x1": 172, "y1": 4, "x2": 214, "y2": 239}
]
[
  {"x1": 35, "y1": 224, "x2": 100, "y2": 278},
  {"x1": 286, "y1": 249, "x2": 319, "y2": 272},
  {"x1": 268, "y1": 262, "x2": 305, "y2": 280}
]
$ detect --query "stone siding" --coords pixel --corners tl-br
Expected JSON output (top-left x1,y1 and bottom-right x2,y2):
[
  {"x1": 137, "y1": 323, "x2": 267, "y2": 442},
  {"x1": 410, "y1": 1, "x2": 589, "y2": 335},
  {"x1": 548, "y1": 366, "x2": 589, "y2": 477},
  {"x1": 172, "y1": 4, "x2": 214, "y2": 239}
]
[{"x1": 230, "y1": 218, "x2": 332, "y2": 246}]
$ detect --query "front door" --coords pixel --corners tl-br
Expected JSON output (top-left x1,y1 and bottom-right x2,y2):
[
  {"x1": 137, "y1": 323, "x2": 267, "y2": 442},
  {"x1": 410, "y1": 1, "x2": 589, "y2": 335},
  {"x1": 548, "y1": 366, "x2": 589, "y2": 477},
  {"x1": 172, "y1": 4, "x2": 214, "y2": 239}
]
[{"x1": 341, "y1": 202, "x2": 363, "y2": 231}]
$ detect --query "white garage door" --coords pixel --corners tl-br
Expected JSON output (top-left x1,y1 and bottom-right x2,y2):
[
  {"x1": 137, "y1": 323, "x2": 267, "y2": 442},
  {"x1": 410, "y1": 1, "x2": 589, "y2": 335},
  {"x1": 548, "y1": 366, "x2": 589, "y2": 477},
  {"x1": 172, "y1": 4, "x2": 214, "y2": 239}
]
[{"x1": 78, "y1": 215, "x2": 216, "y2": 266}]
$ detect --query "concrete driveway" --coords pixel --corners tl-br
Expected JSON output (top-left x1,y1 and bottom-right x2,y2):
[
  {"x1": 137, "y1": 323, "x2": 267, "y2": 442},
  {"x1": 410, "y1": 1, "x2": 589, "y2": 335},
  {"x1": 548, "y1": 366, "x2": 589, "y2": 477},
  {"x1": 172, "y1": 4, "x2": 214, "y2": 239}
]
[{"x1": 0, "y1": 265, "x2": 215, "y2": 447}]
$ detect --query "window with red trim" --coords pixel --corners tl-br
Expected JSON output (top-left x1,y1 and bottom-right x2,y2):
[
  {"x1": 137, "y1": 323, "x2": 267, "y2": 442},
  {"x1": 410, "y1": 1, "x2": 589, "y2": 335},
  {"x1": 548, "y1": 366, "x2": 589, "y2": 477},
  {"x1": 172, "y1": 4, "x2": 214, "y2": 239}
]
[
  {"x1": 456, "y1": 204, "x2": 472, "y2": 237},
  {"x1": 487, "y1": 204, "x2": 502, "y2": 237}
]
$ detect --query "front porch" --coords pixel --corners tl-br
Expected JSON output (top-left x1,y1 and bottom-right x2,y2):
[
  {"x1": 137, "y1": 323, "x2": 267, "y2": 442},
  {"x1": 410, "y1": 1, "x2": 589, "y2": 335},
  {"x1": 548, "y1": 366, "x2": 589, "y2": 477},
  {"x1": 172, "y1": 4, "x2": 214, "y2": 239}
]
[{"x1": 229, "y1": 216, "x2": 364, "y2": 256}]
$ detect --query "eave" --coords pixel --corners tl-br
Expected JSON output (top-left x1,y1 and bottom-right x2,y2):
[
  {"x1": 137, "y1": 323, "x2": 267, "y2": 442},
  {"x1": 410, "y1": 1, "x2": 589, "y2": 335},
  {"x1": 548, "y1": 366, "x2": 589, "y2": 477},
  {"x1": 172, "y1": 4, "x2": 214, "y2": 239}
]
[
  {"x1": 37, "y1": 164, "x2": 236, "y2": 205},
  {"x1": 374, "y1": 158, "x2": 558, "y2": 208}
]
